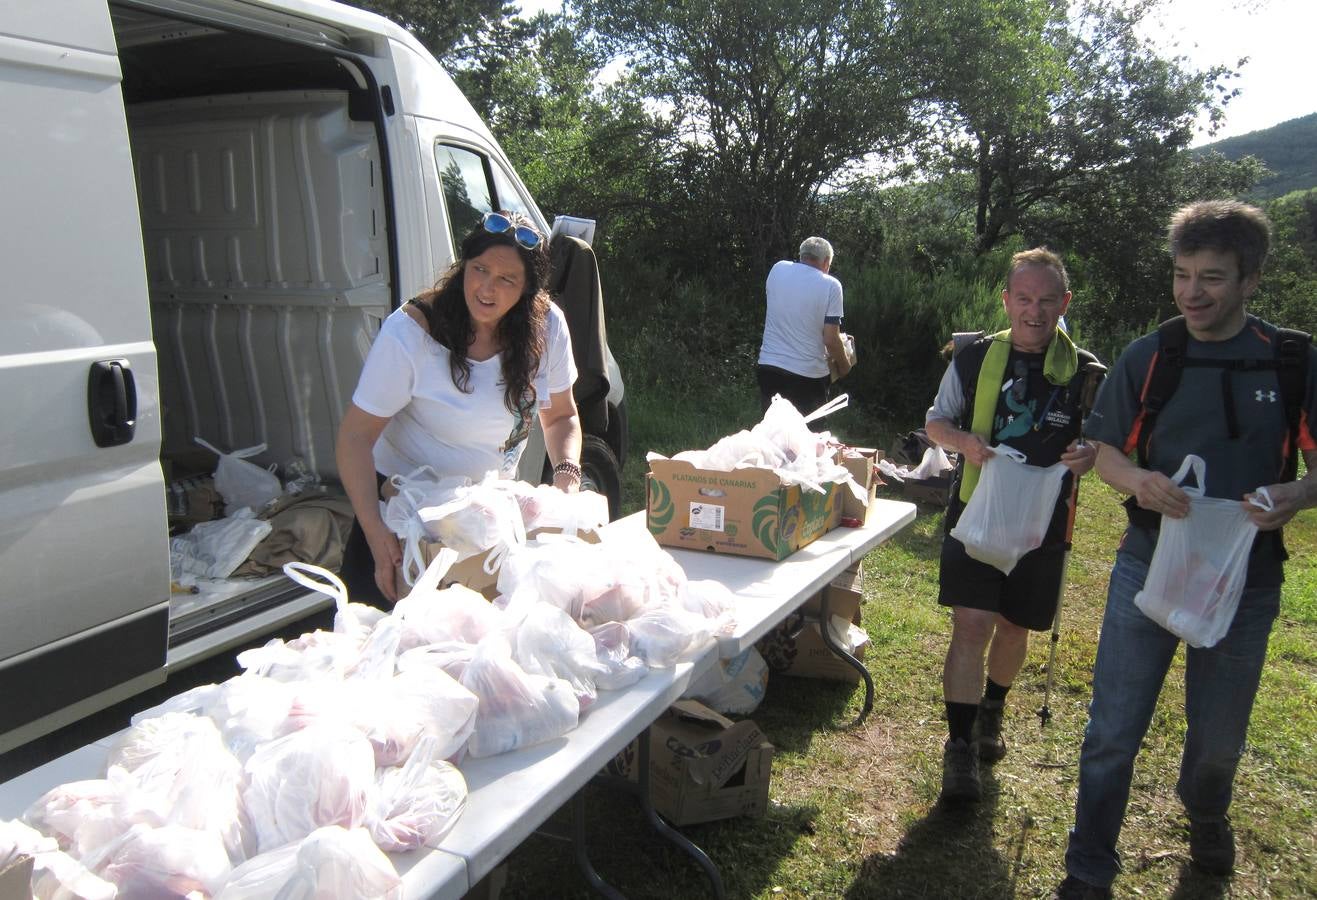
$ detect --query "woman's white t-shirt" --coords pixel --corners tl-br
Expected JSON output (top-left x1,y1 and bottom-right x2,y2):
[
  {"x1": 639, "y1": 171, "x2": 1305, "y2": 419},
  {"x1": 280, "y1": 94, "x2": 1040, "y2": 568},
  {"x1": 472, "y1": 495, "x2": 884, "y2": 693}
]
[{"x1": 352, "y1": 302, "x2": 577, "y2": 481}]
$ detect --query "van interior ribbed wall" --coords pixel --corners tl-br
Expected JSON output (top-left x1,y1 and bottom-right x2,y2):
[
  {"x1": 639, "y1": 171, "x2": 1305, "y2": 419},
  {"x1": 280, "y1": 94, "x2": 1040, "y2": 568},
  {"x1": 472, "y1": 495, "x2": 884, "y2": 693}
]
[{"x1": 130, "y1": 90, "x2": 389, "y2": 478}]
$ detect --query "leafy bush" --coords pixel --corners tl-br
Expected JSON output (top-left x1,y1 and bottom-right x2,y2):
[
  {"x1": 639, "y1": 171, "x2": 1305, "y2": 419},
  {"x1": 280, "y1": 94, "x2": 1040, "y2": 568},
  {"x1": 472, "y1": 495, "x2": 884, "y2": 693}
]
[{"x1": 840, "y1": 263, "x2": 1006, "y2": 423}]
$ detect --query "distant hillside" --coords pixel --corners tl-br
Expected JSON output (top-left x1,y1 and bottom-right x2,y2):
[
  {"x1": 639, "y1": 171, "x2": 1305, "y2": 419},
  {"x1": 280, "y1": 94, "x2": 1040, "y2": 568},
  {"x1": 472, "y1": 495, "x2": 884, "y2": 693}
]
[{"x1": 1195, "y1": 113, "x2": 1317, "y2": 200}]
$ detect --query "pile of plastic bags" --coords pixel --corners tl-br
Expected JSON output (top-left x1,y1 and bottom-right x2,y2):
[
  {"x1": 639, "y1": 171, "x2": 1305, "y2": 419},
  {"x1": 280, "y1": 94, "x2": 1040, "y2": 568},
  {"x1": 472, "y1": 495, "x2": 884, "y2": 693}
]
[
  {"x1": 382, "y1": 468, "x2": 610, "y2": 589},
  {"x1": 647, "y1": 394, "x2": 865, "y2": 500},
  {"x1": 171, "y1": 438, "x2": 326, "y2": 583},
  {"x1": 2, "y1": 523, "x2": 734, "y2": 899}
]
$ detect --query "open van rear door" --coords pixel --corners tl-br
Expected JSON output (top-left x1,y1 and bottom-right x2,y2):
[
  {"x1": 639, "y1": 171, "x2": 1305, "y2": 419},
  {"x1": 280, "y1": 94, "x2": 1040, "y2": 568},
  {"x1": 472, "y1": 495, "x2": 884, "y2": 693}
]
[{"x1": 0, "y1": 1, "x2": 169, "y2": 751}]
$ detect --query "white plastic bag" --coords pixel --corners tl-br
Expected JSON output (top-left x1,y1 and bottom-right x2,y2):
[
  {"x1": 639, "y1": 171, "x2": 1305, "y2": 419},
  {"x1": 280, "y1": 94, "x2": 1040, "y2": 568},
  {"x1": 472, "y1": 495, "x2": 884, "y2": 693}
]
[
  {"x1": 1134, "y1": 455, "x2": 1273, "y2": 648},
  {"x1": 683, "y1": 647, "x2": 768, "y2": 715},
  {"x1": 367, "y1": 736, "x2": 468, "y2": 852},
  {"x1": 509, "y1": 603, "x2": 608, "y2": 709},
  {"x1": 217, "y1": 826, "x2": 401, "y2": 900},
  {"x1": 949, "y1": 445, "x2": 1068, "y2": 575},
  {"x1": 170, "y1": 508, "x2": 273, "y2": 579},
  {"x1": 241, "y1": 725, "x2": 375, "y2": 853},
  {"x1": 459, "y1": 635, "x2": 579, "y2": 758},
  {"x1": 88, "y1": 822, "x2": 232, "y2": 899},
  {"x1": 105, "y1": 712, "x2": 249, "y2": 862},
  {"x1": 195, "y1": 437, "x2": 283, "y2": 512}
]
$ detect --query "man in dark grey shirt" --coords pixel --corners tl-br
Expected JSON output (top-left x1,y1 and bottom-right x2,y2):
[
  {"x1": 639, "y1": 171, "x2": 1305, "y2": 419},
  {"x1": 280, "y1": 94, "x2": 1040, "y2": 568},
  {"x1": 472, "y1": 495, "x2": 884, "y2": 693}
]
[{"x1": 1056, "y1": 201, "x2": 1317, "y2": 899}]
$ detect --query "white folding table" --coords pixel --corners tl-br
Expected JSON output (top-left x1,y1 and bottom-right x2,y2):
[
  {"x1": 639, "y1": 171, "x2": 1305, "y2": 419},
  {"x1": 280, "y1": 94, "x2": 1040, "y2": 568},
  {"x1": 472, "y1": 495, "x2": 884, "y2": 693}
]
[{"x1": 0, "y1": 498, "x2": 918, "y2": 899}]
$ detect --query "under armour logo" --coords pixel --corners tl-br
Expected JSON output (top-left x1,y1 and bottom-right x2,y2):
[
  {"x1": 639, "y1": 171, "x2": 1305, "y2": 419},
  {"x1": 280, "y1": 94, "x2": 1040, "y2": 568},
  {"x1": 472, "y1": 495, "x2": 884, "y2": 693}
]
[{"x1": 1255, "y1": 390, "x2": 1277, "y2": 402}]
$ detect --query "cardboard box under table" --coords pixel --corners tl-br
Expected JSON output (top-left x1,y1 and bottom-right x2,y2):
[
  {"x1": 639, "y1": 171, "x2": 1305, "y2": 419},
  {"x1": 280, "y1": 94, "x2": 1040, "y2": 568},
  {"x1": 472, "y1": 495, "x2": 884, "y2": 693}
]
[
  {"x1": 606, "y1": 699, "x2": 774, "y2": 826},
  {"x1": 646, "y1": 458, "x2": 843, "y2": 560},
  {"x1": 759, "y1": 564, "x2": 868, "y2": 683}
]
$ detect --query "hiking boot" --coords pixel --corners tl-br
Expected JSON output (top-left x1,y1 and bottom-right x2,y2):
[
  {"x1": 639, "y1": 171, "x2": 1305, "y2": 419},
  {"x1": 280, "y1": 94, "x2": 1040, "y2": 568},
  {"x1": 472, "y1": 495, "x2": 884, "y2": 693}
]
[
  {"x1": 1189, "y1": 816, "x2": 1235, "y2": 876},
  {"x1": 940, "y1": 738, "x2": 981, "y2": 802},
  {"x1": 1051, "y1": 874, "x2": 1112, "y2": 899},
  {"x1": 972, "y1": 698, "x2": 1007, "y2": 762}
]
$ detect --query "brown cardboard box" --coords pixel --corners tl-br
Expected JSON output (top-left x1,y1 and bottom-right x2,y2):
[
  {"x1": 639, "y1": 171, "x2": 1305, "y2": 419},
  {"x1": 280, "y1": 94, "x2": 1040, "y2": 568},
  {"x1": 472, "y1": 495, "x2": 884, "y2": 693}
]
[
  {"x1": 398, "y1": 527, "x2": 600, "y2": 600},
  {"x1": 645, "y1": 458, "x2": 843, "y2": 561},
  {"x1": 801, "y1": 564, "x2": 864, "y2": 623},
  {"x1": 757, "y1": 587, "x2": 870, "y2": 684},
  {"x1": 757, "y1": 614, "x2": 869, "y2": 683},
  {"x1": 838, "y1": 448, "x2": 882, "y2": 523},
  {"x1": 0, "y1": 854, "x2": 33, "y2": 900},
  {"x1": 604, "y1": 700, "x2": 774, "y2": 826},
  {"x1": 903, "y1": 473, "x2": 952, "y2": 507},
  {"x1": 398, "y1": 540, "x2": 501, "y2": 599}
]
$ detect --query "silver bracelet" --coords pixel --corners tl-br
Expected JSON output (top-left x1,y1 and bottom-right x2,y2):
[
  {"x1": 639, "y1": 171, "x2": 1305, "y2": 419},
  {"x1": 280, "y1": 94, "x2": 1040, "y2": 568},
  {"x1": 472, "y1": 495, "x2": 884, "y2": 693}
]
[{"x1": 553, "y1": 459, "x2": 583, "y2": 482}]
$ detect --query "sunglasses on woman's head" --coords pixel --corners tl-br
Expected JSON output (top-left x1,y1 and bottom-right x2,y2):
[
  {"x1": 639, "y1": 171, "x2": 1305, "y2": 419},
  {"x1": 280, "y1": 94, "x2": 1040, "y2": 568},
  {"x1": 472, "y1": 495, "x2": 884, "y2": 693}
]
[{"x1": 480, "y1": 211, "x2": 542, "y2": 250}]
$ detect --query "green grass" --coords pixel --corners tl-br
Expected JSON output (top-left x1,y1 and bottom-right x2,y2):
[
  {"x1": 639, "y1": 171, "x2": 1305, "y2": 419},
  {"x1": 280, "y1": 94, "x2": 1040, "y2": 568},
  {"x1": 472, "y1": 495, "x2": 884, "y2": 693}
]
[{"x1": 499, "y1": 375, "x2": 1317, "y2": 898}]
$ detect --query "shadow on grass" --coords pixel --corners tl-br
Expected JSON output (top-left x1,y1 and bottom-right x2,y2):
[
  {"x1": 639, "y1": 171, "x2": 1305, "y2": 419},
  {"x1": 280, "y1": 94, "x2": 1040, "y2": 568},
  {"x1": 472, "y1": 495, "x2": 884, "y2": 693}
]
[
  {"x1": 1168, "y1": 862, "x2": 1231, "y2": 900},
  {"x1": 844, "y1": 766, "x2": 1031, "y2": 899},
  {"x1": 753, "y1": 674, "x2": 866, "y2": 754},
  {"x1": 501, "y1": 784, "x2": 819, "y2": 899}
]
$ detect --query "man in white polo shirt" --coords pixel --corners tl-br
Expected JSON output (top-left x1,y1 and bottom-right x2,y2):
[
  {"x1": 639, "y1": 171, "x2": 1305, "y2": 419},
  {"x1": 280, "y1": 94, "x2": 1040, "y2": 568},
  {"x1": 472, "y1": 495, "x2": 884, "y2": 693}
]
[{"x1": 757, "y1": 236, "x2": 852, "y2": 420}]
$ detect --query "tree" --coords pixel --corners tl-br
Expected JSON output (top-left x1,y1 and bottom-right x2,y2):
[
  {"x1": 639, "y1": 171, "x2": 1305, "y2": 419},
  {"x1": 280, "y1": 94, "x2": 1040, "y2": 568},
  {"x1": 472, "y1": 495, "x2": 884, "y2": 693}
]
[
  {"x1": 344, "y1": 0, "x2": 515, "y2": 69},
  {"x1": 934, "y1": 0, "x2": 1242, "y2": 256},
  {"x1": 575, "y1": 0, "x2": 954, "y2": 286}
]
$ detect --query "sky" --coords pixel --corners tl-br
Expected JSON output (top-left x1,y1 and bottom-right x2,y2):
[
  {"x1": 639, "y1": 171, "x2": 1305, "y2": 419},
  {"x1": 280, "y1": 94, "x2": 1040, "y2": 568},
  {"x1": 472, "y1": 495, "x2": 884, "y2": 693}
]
[
  {"x1": 517, "y1": 0, "x2": 1315, "y2": 145},
  {"x1": 1147, "y1": 0, "x2": 1317, "y2": 145}
]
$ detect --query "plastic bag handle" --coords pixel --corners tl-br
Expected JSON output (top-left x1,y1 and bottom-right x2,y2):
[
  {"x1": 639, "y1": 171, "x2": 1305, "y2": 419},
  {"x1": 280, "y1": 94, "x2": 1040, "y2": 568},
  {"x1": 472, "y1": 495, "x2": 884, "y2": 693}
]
[
  {"x1": 194, "y1": 436, "x2": 268, "y2": 460},
  {"x1": 1169, "y1": 454, "x2": 1207, "y2": 498},
  {"x1": 282, "y1": 561, "x2": 348, "y2": 610},
  {"x1": 803, "y1": 392, "x2": 849, "y2": 423},
  {"x1": 398, "y1": 518, "x2": 430, "y2": 585},
  {"x1": 993, "y1": 445, "x2": 1029, "y2": 465},
  {"x1": 408, "y1": 543, "x2": 459, "y2": 597},
  {"x1": 1248, "y1": 486, "x2": 1274, "y2": 512}
]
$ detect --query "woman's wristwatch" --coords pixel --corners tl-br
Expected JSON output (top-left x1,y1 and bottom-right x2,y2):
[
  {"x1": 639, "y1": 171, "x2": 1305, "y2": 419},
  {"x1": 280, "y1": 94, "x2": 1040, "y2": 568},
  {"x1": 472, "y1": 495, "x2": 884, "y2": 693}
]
[{"x1": 553, "y1": 459, "x2": 583, "y2": 483}]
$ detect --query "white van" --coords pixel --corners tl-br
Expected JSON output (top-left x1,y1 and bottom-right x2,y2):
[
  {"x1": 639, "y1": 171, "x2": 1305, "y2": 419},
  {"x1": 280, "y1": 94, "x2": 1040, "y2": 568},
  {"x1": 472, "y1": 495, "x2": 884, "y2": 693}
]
[{"x1": 0, "y1": 0, "x2": 626, "y2": 754}]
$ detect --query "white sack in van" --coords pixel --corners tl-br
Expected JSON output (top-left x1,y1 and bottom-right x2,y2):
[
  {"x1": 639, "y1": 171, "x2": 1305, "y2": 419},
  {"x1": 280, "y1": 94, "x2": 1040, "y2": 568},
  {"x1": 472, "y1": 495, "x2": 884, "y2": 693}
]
[
  {"x1": 170, "y1": 508, "x2": 272, "y2": 579},
  {"x1": 195, "y1": 438, "x2": 283, "y2": 512}
]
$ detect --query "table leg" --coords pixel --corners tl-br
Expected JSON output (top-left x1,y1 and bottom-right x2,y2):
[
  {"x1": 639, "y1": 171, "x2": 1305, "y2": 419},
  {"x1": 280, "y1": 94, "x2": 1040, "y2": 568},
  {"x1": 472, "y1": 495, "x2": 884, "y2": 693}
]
[
  {"x1": 635, "y1": 726, "x2": 726, "y2": 899},
  {"x1": 817, "y1": 591, "x2": 874, "y2": 727},
  {"x1": 570, "y1": 791, "x2": 626, "y2": 899}
]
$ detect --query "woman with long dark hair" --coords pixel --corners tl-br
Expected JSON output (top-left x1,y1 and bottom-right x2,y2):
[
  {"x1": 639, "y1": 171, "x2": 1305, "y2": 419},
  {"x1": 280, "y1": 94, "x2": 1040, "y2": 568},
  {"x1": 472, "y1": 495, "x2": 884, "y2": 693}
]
[{"x1": 336, "y1": 211, "x2": 582, "y2": 605}]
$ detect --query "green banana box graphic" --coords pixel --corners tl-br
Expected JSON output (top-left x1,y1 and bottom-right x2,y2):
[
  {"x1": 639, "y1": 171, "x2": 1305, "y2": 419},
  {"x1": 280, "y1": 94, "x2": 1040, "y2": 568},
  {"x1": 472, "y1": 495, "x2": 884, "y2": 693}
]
[
  {"x1": 751, "y1": 494, "x2": 780, "y2": 553},
  {"x1": 647, "y1": 476, "x2": 674, "y2": 534}
]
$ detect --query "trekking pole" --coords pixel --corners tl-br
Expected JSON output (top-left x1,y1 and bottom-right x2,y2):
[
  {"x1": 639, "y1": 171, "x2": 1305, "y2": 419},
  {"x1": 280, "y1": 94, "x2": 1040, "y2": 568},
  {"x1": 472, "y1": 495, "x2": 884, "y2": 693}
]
[{"x1": 1038, "y1": 361, "x2": 1107, "y2": 728}]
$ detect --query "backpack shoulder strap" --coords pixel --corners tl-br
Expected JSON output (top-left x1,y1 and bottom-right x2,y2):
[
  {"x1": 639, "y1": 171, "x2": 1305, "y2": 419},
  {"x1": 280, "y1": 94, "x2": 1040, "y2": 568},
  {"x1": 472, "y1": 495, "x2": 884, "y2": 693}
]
[
  {"x1": 1129, "y1": 317, "x2": 1189, "y2": 467},
  {"x1": 1274, "y1": 327, "x2": 1312, "y2": 481}
]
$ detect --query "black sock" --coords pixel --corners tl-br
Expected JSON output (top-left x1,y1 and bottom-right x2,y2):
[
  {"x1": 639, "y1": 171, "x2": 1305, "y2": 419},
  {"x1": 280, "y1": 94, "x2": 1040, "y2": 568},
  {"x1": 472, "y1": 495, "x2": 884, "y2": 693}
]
[
  {"x1": 984, "y1": 678, "x2": 1011, "y2": 704},
  {"x1": 946, "y1": 701, "x2": 977, "y2": 744}
]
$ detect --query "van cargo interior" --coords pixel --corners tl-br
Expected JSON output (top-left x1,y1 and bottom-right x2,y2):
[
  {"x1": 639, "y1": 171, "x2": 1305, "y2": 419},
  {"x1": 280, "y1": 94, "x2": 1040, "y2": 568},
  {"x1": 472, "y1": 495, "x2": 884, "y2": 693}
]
[{"x1": 112, "y1": 3, "x2": 391, "y2": 648}]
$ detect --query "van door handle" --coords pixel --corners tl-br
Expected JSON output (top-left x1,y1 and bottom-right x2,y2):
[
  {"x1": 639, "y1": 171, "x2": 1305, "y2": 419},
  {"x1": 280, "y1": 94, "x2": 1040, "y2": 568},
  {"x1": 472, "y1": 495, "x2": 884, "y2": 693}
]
[{"x1": 88, "y1": 359, "x2": 137, "y2": 447}]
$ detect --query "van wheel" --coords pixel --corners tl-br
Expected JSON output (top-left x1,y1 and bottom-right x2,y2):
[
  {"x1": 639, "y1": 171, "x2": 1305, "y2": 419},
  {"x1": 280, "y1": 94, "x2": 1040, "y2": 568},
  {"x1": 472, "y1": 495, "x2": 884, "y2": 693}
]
[{"x1": 579, "y1": 435, "x2": 623, "y2": 521}]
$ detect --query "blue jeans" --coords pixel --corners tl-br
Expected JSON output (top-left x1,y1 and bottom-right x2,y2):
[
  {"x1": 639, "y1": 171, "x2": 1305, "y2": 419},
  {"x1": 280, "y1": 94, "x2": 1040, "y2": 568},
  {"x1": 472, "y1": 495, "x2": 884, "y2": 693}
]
[{"x1": 1064, "y1": 552, "x2": 1279, "y2": 888}]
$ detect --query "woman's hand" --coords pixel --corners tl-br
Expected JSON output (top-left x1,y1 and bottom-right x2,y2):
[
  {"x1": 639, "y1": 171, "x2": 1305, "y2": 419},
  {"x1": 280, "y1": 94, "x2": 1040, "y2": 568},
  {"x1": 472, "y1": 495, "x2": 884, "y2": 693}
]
[
  {"x1": 553, "y1": 468, "x2": 581, "y2": 493},
  {"x1": 364, "y1": 523, "x2": 403, "y2": 604}
]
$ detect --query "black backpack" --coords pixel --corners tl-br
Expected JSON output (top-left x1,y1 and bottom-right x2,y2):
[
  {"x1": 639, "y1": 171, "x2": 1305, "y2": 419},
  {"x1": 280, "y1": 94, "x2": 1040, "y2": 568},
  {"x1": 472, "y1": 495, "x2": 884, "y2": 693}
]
[{"x1": 1124, "y1": 316, "x2": 1310, "y2": 528}]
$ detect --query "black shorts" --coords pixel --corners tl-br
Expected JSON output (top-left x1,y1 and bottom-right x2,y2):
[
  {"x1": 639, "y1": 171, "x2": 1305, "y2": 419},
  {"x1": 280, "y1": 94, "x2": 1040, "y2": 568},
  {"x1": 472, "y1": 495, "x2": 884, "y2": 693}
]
[{"x1": 937, "y1": 535, "x2": 1066, "y2": 631}]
